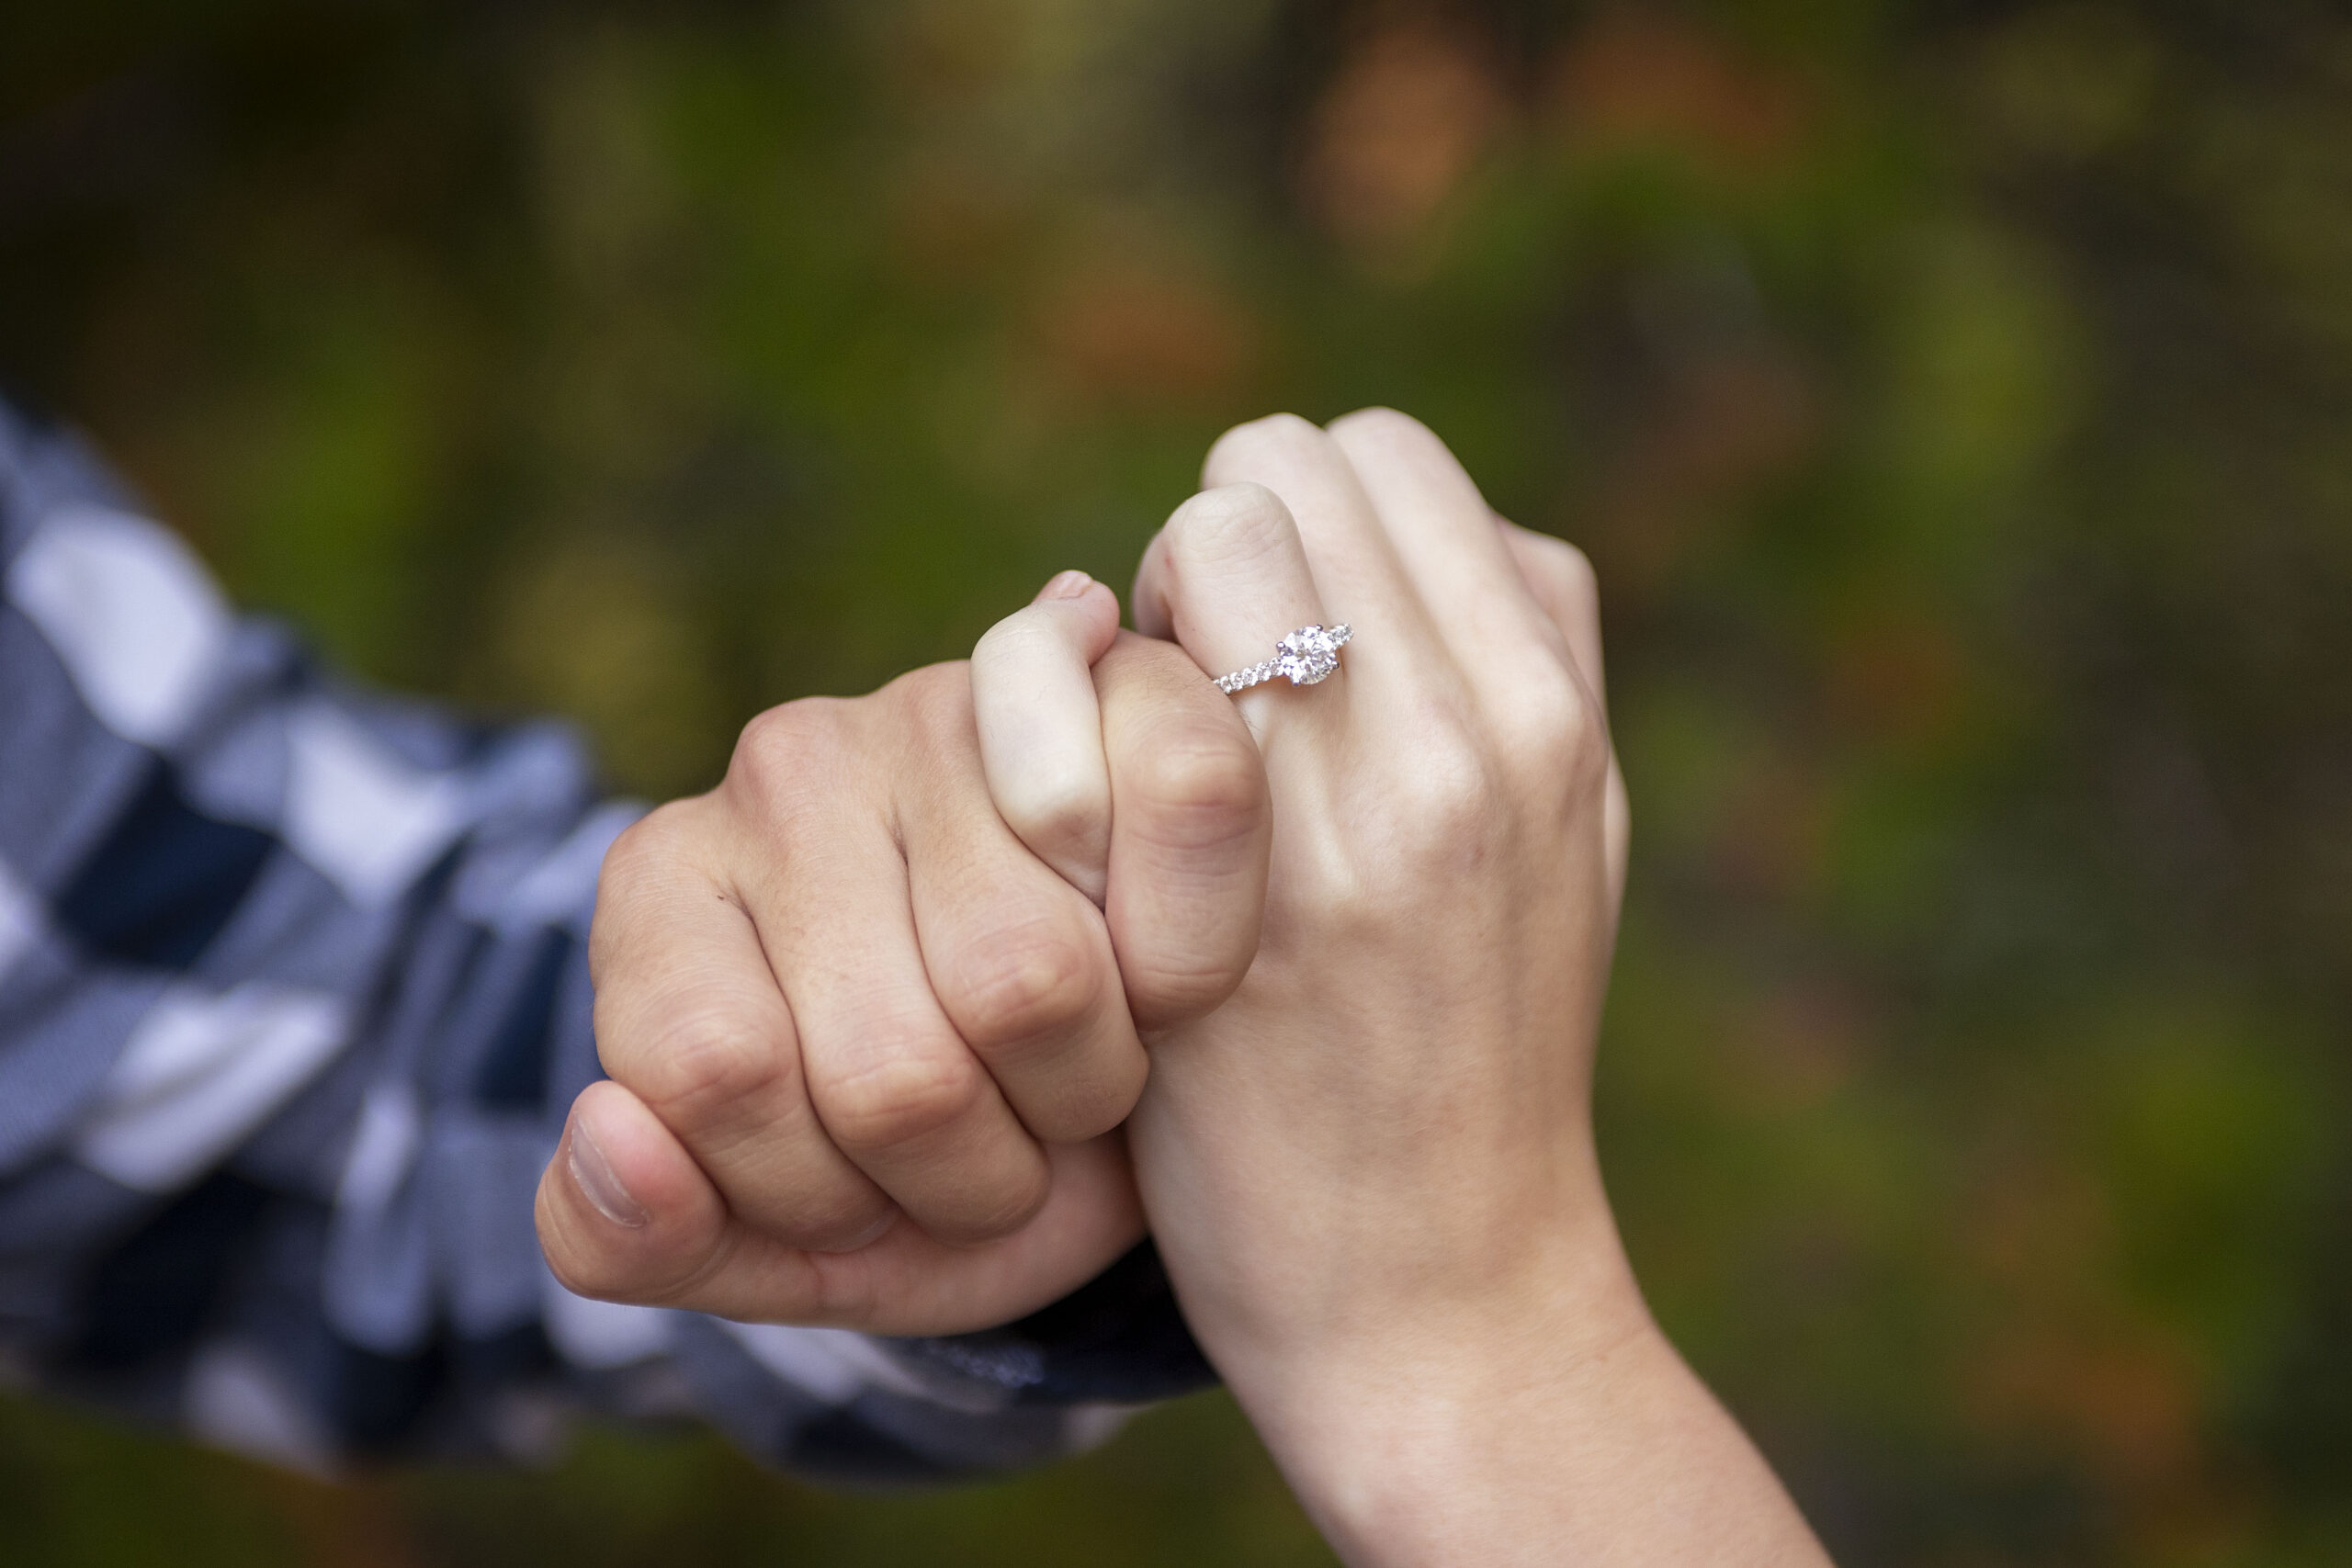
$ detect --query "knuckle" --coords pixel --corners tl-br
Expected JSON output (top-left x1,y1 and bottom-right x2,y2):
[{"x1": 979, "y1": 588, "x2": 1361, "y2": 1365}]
[
  {"x1": 624, "y1": 1002, "x2": 788, "y2": 1124},
  {"x1": 1328, "y1": 404, "x2": 1430, "y2": 452},
  {"x1": 596, "y1": 802, "x2": 684, "y2": 893},
  {"x1": 882, "y1": 658, "x2": 968, "y2": 715},
  {"x1": 1548, "y1": 540, "x2": 1601, "y2": 616},
  {"x1": 970, "y1": 613, "x2": 1028, "y2": 665},
  {"x1": 725, "y1": 699, "x2": 844, "y2": 810},
  {"x1": 1553, "y1": 536, "x2": 1600, "y2": 596},
  {"x1": 1498, "y1": 661, "x2": 1603, "y2": 778},
  {"x1": 817, "y1": 1051, "x2": 988, "y2": 1155},
  {"x1": 588, "y1": 804, "x2": 697, "y2": 976},
  {"x1": 1206, "y1": 411, "x2": 1324, "y2": 473},
  {"x1": 1001, "y1": 768, "x2": 1110, "y2": 859},
  {"x1": 1520, "y1": 526, "x2": 1601, "y2": 610},
  {"x1": 1127, "y1": 721, "x2": 1266, "y2": 851},
  {"x1": 736, "y1": 701, "x2": 812, "y2": 763},
  {"x1": 876, "y1": 661, "x2": 978, "y2": 758},
  {"x1": 1164, "y1": 481, "x2": 1295, "y2": 577},
  {"x1": 944, "y1": 916, "x2": 1102, "y2": 1052},
  {"x1": 972, "y1": 611, "x2": 1067, "y2": 674}
]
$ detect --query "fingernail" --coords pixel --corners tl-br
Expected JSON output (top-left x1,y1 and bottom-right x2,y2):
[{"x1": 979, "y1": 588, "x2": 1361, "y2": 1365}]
[
  {"x1": 567, "y1": 1117, "x2": 649, "y2": 1229},
  {"x1": 1036, "y1": 570, "x2": 1093, "y2": 604}
]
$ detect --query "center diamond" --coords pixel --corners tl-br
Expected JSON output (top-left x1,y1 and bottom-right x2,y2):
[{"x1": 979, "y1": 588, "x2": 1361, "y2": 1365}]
[{"x1": 1274, "y1": 625, "x2": 1340, "y2": 685}]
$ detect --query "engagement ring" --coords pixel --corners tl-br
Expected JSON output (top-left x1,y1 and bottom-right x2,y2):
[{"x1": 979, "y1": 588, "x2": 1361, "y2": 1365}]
[{"x1": 1215, "y1": 624, "x2": 1352, "y2": 695}]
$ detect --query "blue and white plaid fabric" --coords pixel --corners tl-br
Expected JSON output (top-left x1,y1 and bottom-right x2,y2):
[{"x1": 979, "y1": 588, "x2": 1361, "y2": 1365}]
[{"x1": 0, "y1": 400, "x2": 1208, "y2": 1482}]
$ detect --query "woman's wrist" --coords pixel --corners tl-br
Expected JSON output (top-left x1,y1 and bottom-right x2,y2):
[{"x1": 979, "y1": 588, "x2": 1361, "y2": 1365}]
[
  {"x1": 1204, "y1": 1213, "x2": 1826, "y2": 1568},
  {"x1": 1233, "y1": 1253, "x2": 1658, "y2": 1563}
]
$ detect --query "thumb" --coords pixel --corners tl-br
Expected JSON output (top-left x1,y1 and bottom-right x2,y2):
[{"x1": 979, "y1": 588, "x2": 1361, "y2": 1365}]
[{"x1": 1095, "y1": 631, "x2": 1272, "y2": 1031}]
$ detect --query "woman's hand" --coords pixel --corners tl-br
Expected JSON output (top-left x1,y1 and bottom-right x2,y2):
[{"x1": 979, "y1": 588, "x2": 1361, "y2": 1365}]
[{"x1": 1114, "y1": 411, "x2": 1826, "y2": 1566}]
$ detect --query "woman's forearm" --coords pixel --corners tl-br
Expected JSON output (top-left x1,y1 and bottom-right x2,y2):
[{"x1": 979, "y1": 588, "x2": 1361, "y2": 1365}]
[{"x1": 1222, "y1": 1225, "x2": 1830, "y2": 1567}]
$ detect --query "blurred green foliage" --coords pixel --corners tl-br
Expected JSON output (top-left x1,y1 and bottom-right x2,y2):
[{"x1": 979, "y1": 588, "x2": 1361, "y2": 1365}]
[{"x1": 5, "y1": 1, "x2": 2351, "y2": 1562}]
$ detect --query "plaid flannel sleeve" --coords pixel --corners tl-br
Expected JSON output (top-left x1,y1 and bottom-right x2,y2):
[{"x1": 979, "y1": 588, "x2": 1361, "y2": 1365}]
[{"x1": 0, "y1": 401, "x2": 1211, "y2": 1482}]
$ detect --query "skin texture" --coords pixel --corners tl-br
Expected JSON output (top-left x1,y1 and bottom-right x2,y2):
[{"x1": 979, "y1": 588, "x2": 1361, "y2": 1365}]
[
  {"x1": 542, "y1": 405, "x2": 1832, "y2": 1562},
  {"x1": 534, "y1": 614, "x2": 1268, "y2": 1335},
  {"x1": 992, "y1": 412, "x2": 1827, "y2": 1565},
  {"x1": 1124, "y1": 412, "x2": 1826, "y2": 1566}
]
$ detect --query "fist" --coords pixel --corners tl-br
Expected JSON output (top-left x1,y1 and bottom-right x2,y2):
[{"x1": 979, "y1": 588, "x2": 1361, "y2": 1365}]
[{"x1": 534, "y1": 575, "x2": 1267, "y2": 1334}]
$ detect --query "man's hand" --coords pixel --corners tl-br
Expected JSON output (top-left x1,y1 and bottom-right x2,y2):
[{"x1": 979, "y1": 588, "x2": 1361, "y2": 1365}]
[{"x1": 533, "y1": 574, "x2": 1267, "y2": 1336}]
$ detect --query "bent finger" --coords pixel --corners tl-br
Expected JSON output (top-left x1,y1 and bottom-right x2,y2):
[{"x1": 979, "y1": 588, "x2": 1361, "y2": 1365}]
[
  {"x1": 909, "y1": 682, "x2": 1149, "y2": 1144},
  {"x1": 1497, "y1": 518, "x2": 1608, "y2": 709},
  {"x1": 774, "y1": 680, "x2": 1054, "y2": 1245},
  {"x1": 1095, "y1": 631, "x2": 1272, "y2": 1029},
  {"x1": 792, "y1": 1133, "x2": 1145, "y2": 1332},
  {"x1": 1328, "y1": 408, "x2": 1564, "y2": 682},
  {"x1": 590, "y1": 800, "x2": 892, "y2": 1250},
  {"x1": 1497, "y1": 519, "x2": 1630, "y2": 915}
]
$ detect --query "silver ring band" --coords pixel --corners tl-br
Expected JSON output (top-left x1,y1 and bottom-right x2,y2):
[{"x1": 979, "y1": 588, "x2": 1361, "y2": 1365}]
[{"x1": 1216, "y1": 624, "x2": 1352, "y2": 694}]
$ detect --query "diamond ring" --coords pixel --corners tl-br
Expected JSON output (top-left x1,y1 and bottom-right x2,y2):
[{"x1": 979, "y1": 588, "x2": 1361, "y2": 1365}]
[{"x1": 1215, "y1": 624, "x2": 1352, "y2": 695}]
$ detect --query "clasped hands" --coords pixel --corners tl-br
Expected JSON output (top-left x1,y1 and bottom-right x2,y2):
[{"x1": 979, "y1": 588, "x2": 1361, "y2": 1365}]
[
  {"x1": 536, "y1": 406, "x2": 1630, "y2": 1441},
  {"x1": 531, "y1": 409, "x2": 1834, "y2": 1565}
]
